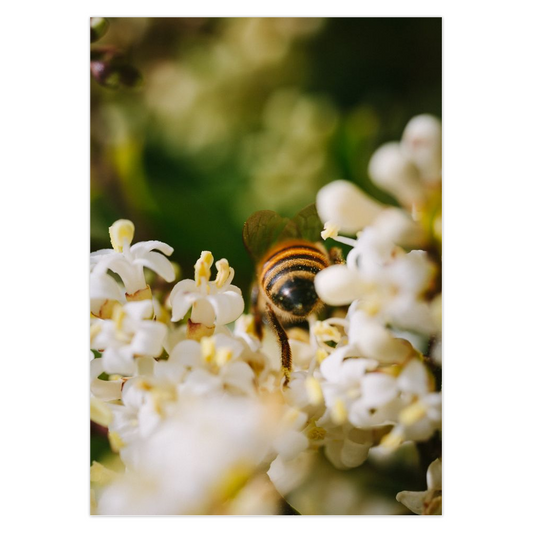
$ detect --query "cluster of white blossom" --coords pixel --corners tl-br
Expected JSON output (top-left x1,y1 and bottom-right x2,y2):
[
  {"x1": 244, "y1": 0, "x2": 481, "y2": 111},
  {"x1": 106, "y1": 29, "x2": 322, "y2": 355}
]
[{"x1": 90, "y1": 114, "x2": 442, "y2": 515}]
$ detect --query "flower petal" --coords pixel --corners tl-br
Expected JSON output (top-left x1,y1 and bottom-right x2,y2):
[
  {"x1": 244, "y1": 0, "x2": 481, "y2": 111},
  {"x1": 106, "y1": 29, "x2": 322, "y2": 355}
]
[
  {"x1": 134, "y1": 251, "x2": 176, "y2": 283},
  {"x1": 360, "y1": 372, "x2": 398, "y2": 408},
  {"x1": 349, "y1": 311, "x2": 412, "y2": 363},
  {"x1": 426, "y1": 458, "x2": 442, "y2": 490},
  {"x1": 206, "y1": 287, "x2": 244, "y2": 326},
  {"x1": 91, "y1": 377, "x2": 123, "y2": 402},
  {"x1": 396, "y1": 490, "x2": 426, "y2": 515},
  {"x1": 314, "y1": 264, "x2": 366, "y2": 306},
  {"x1": 401, "y1": 114, "x2": 441, "y2": 184},
  {"x1": 368, "y1": 142, "x2": 424, "y2": 206},
  {"x1": 130, "y1": 240, "x2": 174, "y2": 257},
  {"x1": 90, "y1": 271, "x2": 124, "y2": 302},
  {"x1": 340, "y1": 429, "x2": 372, "y2": 468},
  {"x1": 169, "y1": 280, "x2": 202, "y2": 319},
  {"x1": 316, "y1": 180, "x2": 383, "y2": 234},
  {"x1": 220, "y1": 361, "x2": 255, "y2": 395},
  {"x1": 124, "y1": 300, "x2": 154, "y2": 321},
  {"x1": 274, "y1": 430, "x2": 308, "y2": 462},
  {"x1": 102, "y1": 347, "x2": 136, "y2": 375},
  {"x1": 130, "y1": 322, "x2": 167, "y2": 357},
  {"x1": 397, "y1": 359, "x2": 429, "y2": 395}
]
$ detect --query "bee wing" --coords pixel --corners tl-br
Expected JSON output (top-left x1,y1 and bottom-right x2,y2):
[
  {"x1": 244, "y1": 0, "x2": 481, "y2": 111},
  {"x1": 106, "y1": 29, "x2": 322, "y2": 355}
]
[
  {"x1": 243, "y1": 204, "x2": 323, "y2": 261},
  {"x1": 280, "y1": 203, "x2": 323, "y2": 243},
  {"x1": 243, "y1": 210, "x2": 292, "y2": 261}
]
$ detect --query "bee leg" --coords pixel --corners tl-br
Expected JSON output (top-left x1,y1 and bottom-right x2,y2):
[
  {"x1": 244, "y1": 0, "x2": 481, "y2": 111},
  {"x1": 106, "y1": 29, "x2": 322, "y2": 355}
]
[
  {"x1": 251, "y1": 283, "x2": 264, "y2": 340},
  {"x1": 265, "y1": 303, "x2": 292, "y2": 385},
  {"x1": 328, "y1": 246, "x2": 345, "y2": 265}
]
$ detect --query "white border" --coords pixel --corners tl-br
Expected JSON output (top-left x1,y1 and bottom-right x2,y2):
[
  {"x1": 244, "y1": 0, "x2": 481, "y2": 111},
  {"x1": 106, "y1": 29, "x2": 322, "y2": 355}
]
[{"x1": 3, "y1": 2, "x2": 532, "y2": 531}]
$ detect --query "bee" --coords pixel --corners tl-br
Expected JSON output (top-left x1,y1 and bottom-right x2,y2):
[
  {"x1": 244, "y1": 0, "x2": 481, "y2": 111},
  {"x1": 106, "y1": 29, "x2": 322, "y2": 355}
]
[{"x1": 243, "y1": 204, "x2": 342, "y2": 383}]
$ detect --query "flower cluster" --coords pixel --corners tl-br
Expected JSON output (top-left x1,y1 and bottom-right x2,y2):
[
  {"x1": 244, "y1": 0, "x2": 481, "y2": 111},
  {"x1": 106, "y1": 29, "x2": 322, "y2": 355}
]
[{"x1": 90, "y1": 115, "x2": 442, "y2": 515}]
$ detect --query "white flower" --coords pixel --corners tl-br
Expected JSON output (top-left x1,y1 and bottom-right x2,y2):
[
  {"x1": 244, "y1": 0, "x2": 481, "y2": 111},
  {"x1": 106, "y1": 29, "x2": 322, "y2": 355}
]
[
  {"x1": 371, "y1": 207, "x2": 426, "y2": 249},
  {"x1": 107, "y1": 373, "x2": 178, "y2": 449},
  {"x1": 323, "y1": 425, "x2": 374, "y2": 470},
  {"x1": 316, "y1": 224, "x2": 438, "y2": 335},
  {"x1": 156, "y1": 332, "x2": 257, "y2": 397},
  {"x1": 91, "y1": 300, "x2": 167, "y2": 375},
  {"x1": 272, "y1": 406, "x2": 309, "y2": 462},
  {"x1": 395, "y1": 359, "x2": 442, "y2": 442},
  {"x1": 401, "y1": 114, "x2": 442, "y2": 185},
  {"x1": 90, "y1": 269, "x2": 125, "y2": 318},
  {"x1": 367, "y1": 114, "x2": 442, "y2": 209},
  {"x1": 314, "y1": 262, "x2": 367, "y2": 306},
  {"x1": 347, "y1": 309, "x2": 415, "y2": 364},
  {"x1": 371, "y1": 358, "x2": 441, "y2": 451},
  {"x1": 368, "y1": 142, "x2": 424, "y2": 207},
  {"x1": 317, "y1": 346, "x2": 378, "y2": 427},
  {"x1": 169, "y1": 251, "x2": 244, "y2": 328},
  {"x1": 396, "y1": 458, "x2": 442, "y2": 514},
  {"x1": 316, "y1": 179, "x2": 383, "y2": 235},
  {"x1": 314, "y1": 225, "x2": 398, "y2": 307},
  {"x1": 91, "y1": 219, "x2": 175, "y2": 298},
  {"x1": 90, "y1": 353, "x2": 122, "y2": 402},
  {"x1": 97, "y1": 396, "x2": 277, "y2": 515}
]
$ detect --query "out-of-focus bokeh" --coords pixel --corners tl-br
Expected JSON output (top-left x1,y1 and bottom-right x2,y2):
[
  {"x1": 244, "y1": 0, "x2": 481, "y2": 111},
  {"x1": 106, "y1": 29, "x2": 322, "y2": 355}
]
[{"x1": 91, "y1": 17, "x2": 441, "y2": 296}]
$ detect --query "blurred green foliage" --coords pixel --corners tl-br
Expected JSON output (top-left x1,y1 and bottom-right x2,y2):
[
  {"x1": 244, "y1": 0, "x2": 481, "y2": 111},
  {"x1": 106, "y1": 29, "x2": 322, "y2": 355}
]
[{"x1": 91, "y1": 17, "x2": 441, "y2": 297}]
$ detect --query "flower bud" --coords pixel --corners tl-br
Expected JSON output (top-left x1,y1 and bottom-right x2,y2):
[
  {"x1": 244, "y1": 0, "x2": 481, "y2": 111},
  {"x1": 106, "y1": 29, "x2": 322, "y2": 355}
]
[
  {"x1": 368, "y1": 142, "x2": 424, "y2": 207},
  {"x1": 316, "y1": 180, "x2": 383, "y2": 234},
  {"x1": 401, "y1": 114, "x2": 442, "y2": 185}
]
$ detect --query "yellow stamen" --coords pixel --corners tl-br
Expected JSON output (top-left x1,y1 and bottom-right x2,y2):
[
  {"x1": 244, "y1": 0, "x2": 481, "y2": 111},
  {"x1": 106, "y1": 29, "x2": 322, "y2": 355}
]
[
  {"x1": 321, "y1": 220, "x2": 340, "y2": 240},
  {"x1": 399, "y1": 401, "x2": 427, "y2": 426},
  {"x1": 380, "y1": 429, "x2": 404, "y2": 450},
  {"x1": 194, "y1": 251, "x2": 214, "y2": 288},
  {"x1": 214, "y1": 258, "x2": 231, "y2": 288},
  {"x1": 201, "y1": 336, "x2": 216, "y2": 364},
  {"x1": 307, "y1": 425, "x2": 327, "y2": 441},
  {"x1": 109, "y1": 219, "x2": 135, "y2": 252},
  {"x1": 215, "y1": 347, "x2": 233, "y2": 367},
  {"x1": 305, "y1": 376, "x2": 324, "y2": 405},
  {"x1": 332, "y1": 398, "x2": 347, "y2": 425},
  {"x1": 313, "y1": 321, "x2": 341, "y2": 343}
]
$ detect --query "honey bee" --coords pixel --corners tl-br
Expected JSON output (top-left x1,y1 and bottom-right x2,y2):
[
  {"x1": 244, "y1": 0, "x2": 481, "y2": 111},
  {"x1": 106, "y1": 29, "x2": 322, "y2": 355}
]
[{"x1": 243, "y1": 204, "x2": 341, "y2": 383}]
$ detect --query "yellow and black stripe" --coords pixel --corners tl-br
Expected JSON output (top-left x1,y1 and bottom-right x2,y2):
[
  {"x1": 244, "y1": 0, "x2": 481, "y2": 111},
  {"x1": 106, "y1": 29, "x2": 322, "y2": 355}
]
[{"x1": 258, "y1": 240, "x2": 328, "y2": 319}]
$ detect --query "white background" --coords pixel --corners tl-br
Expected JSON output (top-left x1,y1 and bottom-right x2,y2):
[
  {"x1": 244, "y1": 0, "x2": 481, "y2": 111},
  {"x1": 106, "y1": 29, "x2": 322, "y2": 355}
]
[{"x1": 1, "y1": 1, "x2": 532, "y2": 531}]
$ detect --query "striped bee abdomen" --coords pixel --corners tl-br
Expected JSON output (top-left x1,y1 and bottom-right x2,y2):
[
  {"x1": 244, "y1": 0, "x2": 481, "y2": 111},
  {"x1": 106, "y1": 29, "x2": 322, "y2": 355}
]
[{"x1": 259, "y1": 240, "x2": 328, "y2": 318}]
